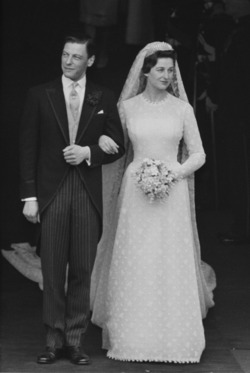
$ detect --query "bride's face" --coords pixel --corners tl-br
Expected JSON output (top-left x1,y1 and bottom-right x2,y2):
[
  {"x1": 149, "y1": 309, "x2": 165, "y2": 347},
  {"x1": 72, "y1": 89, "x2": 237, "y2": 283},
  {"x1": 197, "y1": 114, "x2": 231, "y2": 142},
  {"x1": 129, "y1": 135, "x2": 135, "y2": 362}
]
[{"x1": 146, "y1": 57, "x2": 174, "y2": 92}]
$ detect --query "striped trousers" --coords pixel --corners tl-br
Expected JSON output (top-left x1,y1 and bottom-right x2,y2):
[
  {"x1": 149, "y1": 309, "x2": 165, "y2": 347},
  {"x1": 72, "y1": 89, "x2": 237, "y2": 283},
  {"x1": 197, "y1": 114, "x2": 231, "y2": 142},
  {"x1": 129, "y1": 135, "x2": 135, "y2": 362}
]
[{"x1": 40, "y1": 168, "x2": 100, "y2": 348}]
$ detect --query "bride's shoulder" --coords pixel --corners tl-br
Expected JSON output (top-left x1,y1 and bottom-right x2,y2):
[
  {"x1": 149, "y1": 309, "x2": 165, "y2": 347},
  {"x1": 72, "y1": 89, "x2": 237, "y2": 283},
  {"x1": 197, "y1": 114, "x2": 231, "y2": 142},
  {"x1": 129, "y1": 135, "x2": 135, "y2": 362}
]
[
  {"x1": 169, "y1": 94, "x2": 192, "y2": 110},
  {"x1": 123, "y1": 94, "x2": 141, "y2": 105},
  {"x1": 120, "y1": 95, "x2": 141, "y2": 113}
]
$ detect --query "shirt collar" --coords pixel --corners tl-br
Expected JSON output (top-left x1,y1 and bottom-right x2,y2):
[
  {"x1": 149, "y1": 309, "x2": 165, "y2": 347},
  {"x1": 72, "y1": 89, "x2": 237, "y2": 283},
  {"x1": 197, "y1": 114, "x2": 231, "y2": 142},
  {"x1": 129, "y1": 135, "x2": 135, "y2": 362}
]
[{"x1": 62, "y1": 74, "x2": 86, "y2": 90}]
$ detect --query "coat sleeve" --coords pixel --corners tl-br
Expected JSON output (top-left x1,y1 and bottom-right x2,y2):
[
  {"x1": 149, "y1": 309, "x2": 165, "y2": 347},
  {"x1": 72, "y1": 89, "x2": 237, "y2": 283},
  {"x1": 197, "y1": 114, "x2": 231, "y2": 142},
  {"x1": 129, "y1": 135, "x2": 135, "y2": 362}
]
[
  {"x1": 19, "y1": 89, "x2": 39, "y2": 199},
  {"x1": 88, "y1": 90, "x2": 125, "y2": 167}
]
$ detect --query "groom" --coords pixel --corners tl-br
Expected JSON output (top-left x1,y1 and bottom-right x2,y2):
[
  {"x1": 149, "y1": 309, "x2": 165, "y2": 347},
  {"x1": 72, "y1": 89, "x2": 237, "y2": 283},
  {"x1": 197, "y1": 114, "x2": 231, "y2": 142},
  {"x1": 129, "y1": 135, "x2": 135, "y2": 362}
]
[{"x1": 20, "y1": 31, "x2": 124, "y2": 365}]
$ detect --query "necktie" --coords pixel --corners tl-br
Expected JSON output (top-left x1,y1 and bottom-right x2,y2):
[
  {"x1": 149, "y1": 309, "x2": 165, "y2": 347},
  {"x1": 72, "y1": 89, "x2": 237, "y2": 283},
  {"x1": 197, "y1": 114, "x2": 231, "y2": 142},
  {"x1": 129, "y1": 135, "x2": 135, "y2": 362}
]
[{"x1": 69, "y1": 82, "x2": 80, "y2": 121}]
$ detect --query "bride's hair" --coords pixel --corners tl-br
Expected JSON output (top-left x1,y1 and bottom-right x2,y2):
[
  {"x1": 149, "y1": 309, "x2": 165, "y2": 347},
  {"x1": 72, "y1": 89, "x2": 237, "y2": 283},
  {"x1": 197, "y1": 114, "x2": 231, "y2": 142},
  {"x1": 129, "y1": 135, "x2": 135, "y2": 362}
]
[{"x1": 142, "y1": 50, "x2": 177, "y2": 74}]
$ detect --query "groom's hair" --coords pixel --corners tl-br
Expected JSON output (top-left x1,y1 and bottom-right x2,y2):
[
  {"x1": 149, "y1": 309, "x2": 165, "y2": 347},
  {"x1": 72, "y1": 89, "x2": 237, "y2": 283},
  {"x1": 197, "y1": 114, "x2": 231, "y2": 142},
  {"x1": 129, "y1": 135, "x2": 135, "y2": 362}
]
[
  {"x1": 62, "y1": 28, "x2": 96, "y2": 58},
  {"x1": 142, "y1": 50, "x2": 177, "y2": 74}
]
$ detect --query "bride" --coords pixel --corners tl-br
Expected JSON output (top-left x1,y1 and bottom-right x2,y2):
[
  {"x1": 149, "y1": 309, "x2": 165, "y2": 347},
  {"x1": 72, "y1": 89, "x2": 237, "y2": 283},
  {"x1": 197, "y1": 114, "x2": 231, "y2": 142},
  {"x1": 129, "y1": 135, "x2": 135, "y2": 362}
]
[
  {"x1": 3, "y1": 41, "x2": 216, "y2": 364},
  {"x1": 91, "y1": 41, "x2": 216, "y2": 363}
]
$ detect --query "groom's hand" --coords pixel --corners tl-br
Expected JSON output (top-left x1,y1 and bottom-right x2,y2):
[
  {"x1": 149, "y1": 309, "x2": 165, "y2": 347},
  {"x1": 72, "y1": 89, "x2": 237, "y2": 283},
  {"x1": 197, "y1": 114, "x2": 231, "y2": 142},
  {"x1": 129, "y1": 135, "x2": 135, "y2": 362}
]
[
  {"x1": 23, "y1": 201, "x2": 40, "y2": 224},
  {"x1": 63, "y1": 145, "x2": 90, "y2": 165}
]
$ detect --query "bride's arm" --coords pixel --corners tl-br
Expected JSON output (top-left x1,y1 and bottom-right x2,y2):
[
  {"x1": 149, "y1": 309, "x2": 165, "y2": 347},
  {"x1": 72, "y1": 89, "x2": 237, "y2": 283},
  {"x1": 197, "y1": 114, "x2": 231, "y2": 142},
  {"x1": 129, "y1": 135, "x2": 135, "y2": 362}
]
[
  {"x1": 99, "y1": 101, "x2": 128, "y2": 154},
  {"x1": 98, "y1": 135, "x2": 119, "y2": 154},
  {"x1": 176, "y1": 103, "x2": 206, "y2": 179}
]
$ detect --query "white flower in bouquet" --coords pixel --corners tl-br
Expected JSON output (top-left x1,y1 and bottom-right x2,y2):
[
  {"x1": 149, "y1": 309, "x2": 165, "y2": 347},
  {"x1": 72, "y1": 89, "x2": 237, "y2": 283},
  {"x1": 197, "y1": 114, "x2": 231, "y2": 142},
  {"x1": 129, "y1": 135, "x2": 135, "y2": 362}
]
[{"x1": 134, "y1": 158, "x2": 178, "y2": 203}]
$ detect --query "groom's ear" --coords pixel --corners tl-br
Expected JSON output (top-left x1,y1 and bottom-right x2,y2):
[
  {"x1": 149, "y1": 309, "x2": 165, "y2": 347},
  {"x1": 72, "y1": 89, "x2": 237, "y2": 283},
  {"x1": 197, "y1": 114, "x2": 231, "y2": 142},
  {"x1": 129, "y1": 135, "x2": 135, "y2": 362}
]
[{"x1": 87, "y1": 55, "x2": 95, "y2": 67}]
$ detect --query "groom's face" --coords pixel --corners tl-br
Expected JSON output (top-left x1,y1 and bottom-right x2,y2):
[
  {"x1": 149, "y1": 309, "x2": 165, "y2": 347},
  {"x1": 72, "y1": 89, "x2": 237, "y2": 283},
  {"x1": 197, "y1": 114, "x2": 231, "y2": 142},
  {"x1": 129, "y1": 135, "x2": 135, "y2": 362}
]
[{"x1": 61, "y1": 42, "x2": 95, "y2": 81}]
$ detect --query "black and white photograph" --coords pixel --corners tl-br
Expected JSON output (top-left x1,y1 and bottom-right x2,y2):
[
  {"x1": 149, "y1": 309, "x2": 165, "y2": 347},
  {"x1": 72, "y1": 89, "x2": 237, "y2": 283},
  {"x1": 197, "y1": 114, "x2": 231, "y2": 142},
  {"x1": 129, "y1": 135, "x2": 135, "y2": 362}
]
[{"x1": 0, "y1": 0, "x2": 250, "y2": 372}]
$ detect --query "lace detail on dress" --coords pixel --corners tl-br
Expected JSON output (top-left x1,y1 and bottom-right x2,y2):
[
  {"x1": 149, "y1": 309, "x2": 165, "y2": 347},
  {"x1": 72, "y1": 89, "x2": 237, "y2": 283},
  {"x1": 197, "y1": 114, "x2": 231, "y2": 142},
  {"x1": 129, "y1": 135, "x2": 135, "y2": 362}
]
[{"x1": 141, "y1": 93, "x2": 169, "y2": 105}]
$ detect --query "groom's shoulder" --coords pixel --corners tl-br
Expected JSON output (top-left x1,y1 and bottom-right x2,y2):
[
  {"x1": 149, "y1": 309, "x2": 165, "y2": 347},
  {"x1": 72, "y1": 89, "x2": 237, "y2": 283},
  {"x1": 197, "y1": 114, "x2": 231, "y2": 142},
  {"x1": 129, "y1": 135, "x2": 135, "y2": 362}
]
[
  {"x1": 87, "y1": 80, "x2": 115, "y2": 97},
  {"x1": 27, "y1": 78, "x2": 61, "y2": 96},
  {"x1": 86, "y1": 80, "x2": 119, "y2": 106}
]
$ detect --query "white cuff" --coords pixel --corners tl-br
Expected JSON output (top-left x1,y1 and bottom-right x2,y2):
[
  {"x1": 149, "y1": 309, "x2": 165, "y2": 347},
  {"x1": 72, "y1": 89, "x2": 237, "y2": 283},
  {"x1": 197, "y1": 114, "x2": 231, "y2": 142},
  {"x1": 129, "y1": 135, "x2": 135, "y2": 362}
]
[
  {"x1": 85, "y1": 146, "x2": 91, "y2": 166},
  {"x1": 21, "y1": 197, "x2": 37, "y2": 202}
]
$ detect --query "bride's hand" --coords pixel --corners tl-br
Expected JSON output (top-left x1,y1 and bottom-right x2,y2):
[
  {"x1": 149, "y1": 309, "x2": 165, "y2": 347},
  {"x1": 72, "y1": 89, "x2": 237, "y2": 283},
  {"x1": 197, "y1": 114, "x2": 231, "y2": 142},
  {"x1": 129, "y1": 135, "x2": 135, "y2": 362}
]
[
  {"x1": 171, "y1": 162, "x2": 183, "y2": 180},
  {"x1": 98, "y1": 135, "x2": 119, "y2": 154}
]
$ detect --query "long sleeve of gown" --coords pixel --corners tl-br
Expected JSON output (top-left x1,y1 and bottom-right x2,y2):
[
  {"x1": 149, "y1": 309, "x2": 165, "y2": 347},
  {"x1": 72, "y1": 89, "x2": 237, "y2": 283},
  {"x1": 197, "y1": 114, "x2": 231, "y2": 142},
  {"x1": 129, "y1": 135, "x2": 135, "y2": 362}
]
[{"x1": 178, "y1": 103, "x2": 206, "y2": 179}]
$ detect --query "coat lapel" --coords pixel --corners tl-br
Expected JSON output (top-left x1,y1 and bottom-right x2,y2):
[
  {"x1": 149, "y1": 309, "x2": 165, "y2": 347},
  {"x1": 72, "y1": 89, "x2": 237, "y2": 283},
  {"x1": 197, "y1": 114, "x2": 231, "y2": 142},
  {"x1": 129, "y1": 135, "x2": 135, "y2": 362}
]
[
  {"x1": 46, "y1": 79, "x2": 69, "y2": 143},
  {"x1": 46, "y1": 79, "x2": 103, "y2": 144},
  {"x1": 75, "y1": 82, "x2": 103, "y2": 144}
]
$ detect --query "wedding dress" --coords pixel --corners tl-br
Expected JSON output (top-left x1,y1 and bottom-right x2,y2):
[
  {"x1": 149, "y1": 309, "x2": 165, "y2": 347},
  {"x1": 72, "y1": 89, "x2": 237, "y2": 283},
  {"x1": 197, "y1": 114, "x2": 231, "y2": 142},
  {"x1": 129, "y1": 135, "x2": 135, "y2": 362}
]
[{"x1": 91, "y1": 92, "x2": 215, "y2": 363}]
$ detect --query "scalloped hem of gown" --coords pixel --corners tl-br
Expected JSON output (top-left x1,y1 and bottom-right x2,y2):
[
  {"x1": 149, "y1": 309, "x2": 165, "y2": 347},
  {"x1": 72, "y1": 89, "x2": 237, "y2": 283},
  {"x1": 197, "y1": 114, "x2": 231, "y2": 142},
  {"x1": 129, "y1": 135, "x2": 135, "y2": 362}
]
[{"x1": 107, "y1": 352, "x2": 200, "y2": 363}]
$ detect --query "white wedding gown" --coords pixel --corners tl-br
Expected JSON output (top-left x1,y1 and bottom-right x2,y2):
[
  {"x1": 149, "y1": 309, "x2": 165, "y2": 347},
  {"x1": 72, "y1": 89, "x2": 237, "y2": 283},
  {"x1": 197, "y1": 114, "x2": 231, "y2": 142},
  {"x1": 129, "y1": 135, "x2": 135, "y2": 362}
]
[{"x1": 91, "y1": 93, "x2": 216, "y2": 363}]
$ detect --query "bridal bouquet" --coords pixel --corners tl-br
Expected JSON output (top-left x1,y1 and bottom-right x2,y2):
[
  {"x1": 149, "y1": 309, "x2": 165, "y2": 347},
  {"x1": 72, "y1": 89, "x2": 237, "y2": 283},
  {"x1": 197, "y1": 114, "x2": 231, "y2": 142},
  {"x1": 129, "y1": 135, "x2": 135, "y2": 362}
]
[{"x1": 134, "y1": 158, "x2": 177, "y2": 203}]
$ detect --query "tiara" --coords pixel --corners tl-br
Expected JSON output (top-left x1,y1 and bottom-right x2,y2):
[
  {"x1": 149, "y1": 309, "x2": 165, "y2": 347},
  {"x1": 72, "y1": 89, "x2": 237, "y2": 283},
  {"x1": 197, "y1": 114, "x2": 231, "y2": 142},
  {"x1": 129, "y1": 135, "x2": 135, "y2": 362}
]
[{"x1": 144, "y1": 41, "x2": 173, "y2": 57}]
